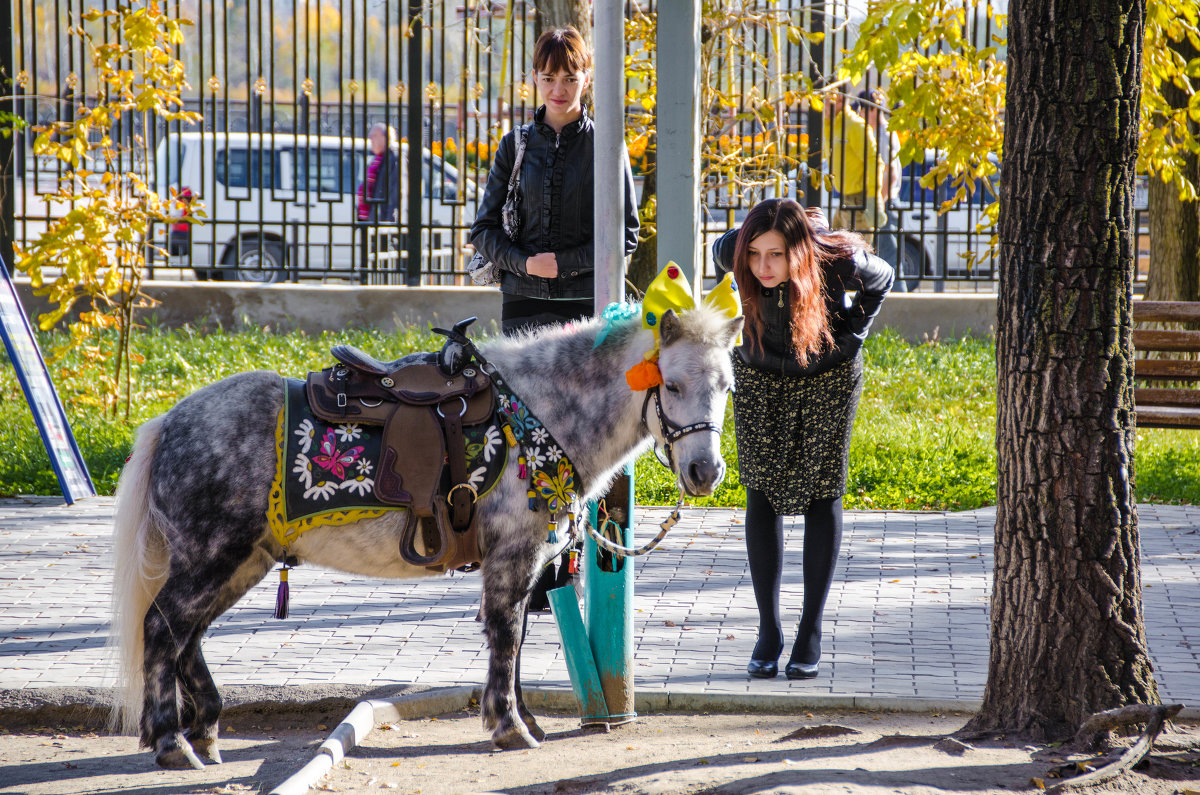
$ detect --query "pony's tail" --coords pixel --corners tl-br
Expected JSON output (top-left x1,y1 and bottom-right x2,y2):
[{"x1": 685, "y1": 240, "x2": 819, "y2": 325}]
[{"x1": 107, "y1": 416, "x2": 171, "y2": 737}]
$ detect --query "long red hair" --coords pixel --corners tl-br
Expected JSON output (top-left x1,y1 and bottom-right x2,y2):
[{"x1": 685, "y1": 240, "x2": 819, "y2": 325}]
[{"x1": 732, "y1": 198, "x2": 864, "y2": 367}]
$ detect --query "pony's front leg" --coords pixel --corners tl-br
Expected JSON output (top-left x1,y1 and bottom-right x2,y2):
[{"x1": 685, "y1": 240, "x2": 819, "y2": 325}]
[{"x1": 480, "y1": 538, "x2": 543, "y2": 749}]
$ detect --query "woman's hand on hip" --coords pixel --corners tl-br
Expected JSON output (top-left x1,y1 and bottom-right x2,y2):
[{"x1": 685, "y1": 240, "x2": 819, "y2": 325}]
[{"x1": 526, "y1": 252, "x2": 559, "y2": 278}]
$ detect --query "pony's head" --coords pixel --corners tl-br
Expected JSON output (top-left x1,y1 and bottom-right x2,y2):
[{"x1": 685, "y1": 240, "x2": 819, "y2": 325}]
[{"x1": 645, "y1": 305, "x2": 743, "y2": 496}]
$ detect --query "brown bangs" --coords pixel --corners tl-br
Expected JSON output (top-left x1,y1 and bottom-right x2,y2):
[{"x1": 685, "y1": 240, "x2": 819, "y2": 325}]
[{"x1": 532, "y1": 26, "x2": 592, "y2": 74}]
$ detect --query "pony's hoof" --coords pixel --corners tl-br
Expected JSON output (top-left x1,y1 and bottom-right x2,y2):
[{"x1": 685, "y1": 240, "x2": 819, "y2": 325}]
[
  {"x1": 189, "y1": 737, "x2": 222, "y2": 764},
  {"x1": 522, "y1": 715, "x2": 546, "y2": 743},
  {"x1": 155, "y1": 736, "x2": 205, "y2": 770},
  {"x1": 491, "y1": 722, "x2": 540, "y2": 750}
]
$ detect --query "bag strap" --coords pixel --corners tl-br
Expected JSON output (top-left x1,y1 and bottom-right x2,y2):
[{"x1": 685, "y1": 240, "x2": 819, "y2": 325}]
[{"x1": 505, "y1": 124, "x2": 530, "y2": 195}]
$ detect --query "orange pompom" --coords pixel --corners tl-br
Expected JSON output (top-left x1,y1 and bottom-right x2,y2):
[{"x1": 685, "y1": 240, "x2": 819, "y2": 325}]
[{"x1": 625, "y1": 359, "x2": 664, "y2": 391}]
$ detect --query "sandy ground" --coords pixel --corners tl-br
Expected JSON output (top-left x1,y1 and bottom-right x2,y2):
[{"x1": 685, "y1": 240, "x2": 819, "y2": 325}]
[
  {"x1": 3, "y1": 708, "x2": 1199, "y2": 795},
  {"x1": 320, "y1": 709, "x2": 1200, "y2": 795}
]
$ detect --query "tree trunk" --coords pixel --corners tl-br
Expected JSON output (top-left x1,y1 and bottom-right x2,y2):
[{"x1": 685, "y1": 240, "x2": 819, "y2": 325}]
[
  {"x1": 533, "y1": 0, "x2": 591, "y2": 48},
  {"x1": 1146, "y1": 35, "x2": 1200, "y2": 302},
  {"x1": 965, "y1": 0, "x2": 1158, "y2": 742},
  {"x1": 627, "y1": 135, "x2": 657, "y2": 295}
]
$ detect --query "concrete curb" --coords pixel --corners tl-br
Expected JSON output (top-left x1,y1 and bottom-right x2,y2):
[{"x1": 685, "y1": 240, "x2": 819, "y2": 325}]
[{"x1": 269, "y1": 686, "x2": 477, "y2": 795}]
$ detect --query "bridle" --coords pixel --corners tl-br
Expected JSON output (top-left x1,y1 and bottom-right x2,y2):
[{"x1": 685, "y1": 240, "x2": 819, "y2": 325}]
[{"x1": 641, "y1": 384, "x2": 722, "y2": 473}]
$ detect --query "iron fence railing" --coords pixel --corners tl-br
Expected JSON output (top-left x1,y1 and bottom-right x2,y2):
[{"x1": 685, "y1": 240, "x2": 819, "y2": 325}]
[{"x1": 2, "y1": 0, "x2": 1151, "y2": 290}]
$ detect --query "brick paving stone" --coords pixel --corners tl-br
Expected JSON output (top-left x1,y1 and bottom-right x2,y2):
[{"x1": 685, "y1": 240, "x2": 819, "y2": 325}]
[{"x1": 0, "y1": 498, "x2": 1198, "y2": 707}]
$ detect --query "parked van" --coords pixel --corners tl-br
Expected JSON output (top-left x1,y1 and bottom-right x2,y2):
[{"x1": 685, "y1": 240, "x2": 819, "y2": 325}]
[{"x1": 154, "y1": 132, "x2": 478, "y2": 282}]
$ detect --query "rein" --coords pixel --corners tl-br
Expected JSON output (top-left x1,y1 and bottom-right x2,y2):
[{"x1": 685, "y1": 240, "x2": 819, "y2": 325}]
[{"x1": 580, "y1": 492, "x2": 684, "y2": 557}]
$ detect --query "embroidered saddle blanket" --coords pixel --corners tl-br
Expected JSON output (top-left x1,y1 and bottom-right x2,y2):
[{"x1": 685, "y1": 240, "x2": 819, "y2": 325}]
[{"x1": 267, "y1": 377, "x2": 508, "y2": 562}]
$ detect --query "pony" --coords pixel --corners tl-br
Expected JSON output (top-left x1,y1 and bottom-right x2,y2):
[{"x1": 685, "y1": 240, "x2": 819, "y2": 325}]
[{"x1": 110, "y1": 306, "x2": 743, "y2": 769}]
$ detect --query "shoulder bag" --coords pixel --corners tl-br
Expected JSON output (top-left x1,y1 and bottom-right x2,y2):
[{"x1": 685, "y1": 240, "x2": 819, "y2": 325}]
[{"x1": 466, "y1": 124, "x2": 530, "y2": 286}]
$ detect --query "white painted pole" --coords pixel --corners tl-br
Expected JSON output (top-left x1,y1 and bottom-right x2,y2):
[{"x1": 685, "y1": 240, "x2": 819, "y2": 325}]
[
  {"x1": 593, "y1": 0, "x2": 625, "y2": 311},
  {"x1": 655, "y1": 0, "x2": 702, "y2": 291}
]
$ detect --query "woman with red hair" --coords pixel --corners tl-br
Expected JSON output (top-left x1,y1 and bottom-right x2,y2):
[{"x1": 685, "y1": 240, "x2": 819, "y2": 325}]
[{"x1": 713, "y1": 198, "x2": 893, "y2": 680}]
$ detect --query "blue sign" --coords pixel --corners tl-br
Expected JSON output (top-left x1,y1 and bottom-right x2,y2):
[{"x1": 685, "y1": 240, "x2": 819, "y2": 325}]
[{"x1": 0, "y1": 258, "x2": 95, "y2": 504}]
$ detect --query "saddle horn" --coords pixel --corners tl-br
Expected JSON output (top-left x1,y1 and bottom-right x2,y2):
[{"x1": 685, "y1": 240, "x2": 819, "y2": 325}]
[{"x1": 433, "y1": 317, "x2": 478, "y2": 377}]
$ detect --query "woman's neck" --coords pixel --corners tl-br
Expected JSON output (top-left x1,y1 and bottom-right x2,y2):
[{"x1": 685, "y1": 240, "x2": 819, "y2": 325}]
[{"x1": 542, "y1": 106, "x2": 582, "y2": 134}]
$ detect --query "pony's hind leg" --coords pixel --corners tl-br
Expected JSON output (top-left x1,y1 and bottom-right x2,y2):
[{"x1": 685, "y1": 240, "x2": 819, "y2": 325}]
[
  {"x1": 177, "y1": 632, "x2": 222, "y2": 763},
  {"x1": 480, "y1": 538, "x2": 545, "y2": 749},
  {"x1": 177, "y1": 544, "x2": 278, "y2": 764},
  {"x1": 142, "y1": 551, "x2": 265, "y2": 769},
  {"x1": 141, "y1": 585, "x2": 206, "y2": 770}
]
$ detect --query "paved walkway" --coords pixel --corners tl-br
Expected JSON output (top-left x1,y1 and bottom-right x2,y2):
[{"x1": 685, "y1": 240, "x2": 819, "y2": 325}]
[{"x1": 2, "y1": 497, "x2": 1198, "y2": 709}]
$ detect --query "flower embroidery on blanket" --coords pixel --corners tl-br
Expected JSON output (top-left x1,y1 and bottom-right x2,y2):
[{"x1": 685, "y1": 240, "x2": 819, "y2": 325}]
[{"x1": 532, "y1": 458, "x2": 577, "y2": 513}]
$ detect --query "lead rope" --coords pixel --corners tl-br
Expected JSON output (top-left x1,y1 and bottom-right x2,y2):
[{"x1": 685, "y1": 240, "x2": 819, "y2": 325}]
[{"x1": 580, "y1": 491, "x2": 685, "y2": 557}]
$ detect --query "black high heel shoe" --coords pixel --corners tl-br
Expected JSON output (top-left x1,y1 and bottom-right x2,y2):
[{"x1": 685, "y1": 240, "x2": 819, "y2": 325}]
[
  {"x1": 747, "y1": 658, "x2": 779, "y2": 678},
  {"x1": 784, "y1": 660, "x2": 819, "y2": 680}
]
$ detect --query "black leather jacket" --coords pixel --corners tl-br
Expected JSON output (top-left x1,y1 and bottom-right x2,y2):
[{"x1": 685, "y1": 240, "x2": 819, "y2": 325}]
[
  {"x1": 713, "y1": 226, "x2": 894, "y2": 377},
  {"x1": 469, "y1": 106, "x2": 639, "y2": 300}
]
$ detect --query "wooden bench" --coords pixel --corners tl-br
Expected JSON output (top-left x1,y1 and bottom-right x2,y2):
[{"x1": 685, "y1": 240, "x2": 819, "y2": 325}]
[{"x1": 1133, "y1": 301, "x2": 1200, "y2": 429}]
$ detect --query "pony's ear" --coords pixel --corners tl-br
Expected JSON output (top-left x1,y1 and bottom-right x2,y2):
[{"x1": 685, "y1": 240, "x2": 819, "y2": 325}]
[
  {"x1": 718, "y1": 316, "x2": 745, "y2": 350},
  {"x1": 659, "y1": 309, "x2": 683, "y2": 347}
]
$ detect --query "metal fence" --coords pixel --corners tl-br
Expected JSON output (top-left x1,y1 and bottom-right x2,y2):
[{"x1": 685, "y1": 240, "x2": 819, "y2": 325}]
[{"x1": 2, "y1": 0, "x2": 1149, "y2": 290}]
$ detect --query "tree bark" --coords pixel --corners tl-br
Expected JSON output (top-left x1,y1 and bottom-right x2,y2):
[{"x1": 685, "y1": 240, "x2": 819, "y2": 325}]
[
  {"x1": 534, "y1": 0, "x2": 592, "y2": 47},
  {"x1": 965, "y1": 0, "x2": 1159, "y2": 741},
  {"x1": 627, "y1": 135, "x2": 657, "y2": 295},
  {"x1": 1146, "y1": 36, "x2": 1200, "y2": 303}
]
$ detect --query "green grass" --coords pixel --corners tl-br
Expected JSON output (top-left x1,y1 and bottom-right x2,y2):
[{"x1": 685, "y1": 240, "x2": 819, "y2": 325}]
[{"x1": 3, "y1": 324, "x2": 1198, "y2": 508}]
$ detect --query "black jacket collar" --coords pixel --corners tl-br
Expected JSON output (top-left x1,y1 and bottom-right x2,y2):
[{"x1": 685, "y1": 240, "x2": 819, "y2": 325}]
[{"x1": 533, "y1": 104, "x2": 591, "y2": 140}]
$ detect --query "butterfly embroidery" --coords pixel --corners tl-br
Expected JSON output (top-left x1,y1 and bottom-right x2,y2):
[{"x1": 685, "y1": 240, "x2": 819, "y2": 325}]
[
  {"x1": 311, "y1": 428, "x2": 364, "y2": 480},
  {"x1": 532, "y1": 458, "x2": 577, "y2": 513}
]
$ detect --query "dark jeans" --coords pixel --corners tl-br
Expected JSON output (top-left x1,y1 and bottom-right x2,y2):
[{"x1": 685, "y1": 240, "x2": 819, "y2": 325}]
[{"x1": 501, "y1": 296, "x2": 594, "y2": 336}]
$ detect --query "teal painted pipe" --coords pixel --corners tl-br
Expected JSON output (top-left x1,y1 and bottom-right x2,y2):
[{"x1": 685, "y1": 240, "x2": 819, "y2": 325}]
[
  {"x1": 547, "y1": 585, "x2": 610, "y2": 725},
  {"x1": 583, "y1": 463, "x2": 636, "y2": 725}
]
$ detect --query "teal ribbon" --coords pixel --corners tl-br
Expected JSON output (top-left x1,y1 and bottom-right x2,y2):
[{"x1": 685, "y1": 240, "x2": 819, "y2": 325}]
[{"x1": 593, "y1": 302, "x2": 641, "y2": 349}]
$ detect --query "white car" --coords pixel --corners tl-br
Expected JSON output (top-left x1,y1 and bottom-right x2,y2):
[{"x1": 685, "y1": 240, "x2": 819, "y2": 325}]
[{"x1": 154, "y1": 132, "x2": 477, "y2": 283}]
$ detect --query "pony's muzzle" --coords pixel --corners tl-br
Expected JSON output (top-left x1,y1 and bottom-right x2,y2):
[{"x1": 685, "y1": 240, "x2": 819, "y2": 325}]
[{"x1": 682, "y1": 457, "x2": 725, "y2": 496}]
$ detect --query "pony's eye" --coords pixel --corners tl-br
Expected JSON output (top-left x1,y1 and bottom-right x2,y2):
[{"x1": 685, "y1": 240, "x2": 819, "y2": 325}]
[{"x1": 664, "y1": 382, "x2": 681, "y2": 395}]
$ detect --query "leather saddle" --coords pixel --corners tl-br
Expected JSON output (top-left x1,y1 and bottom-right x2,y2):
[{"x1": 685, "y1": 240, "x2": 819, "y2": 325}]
[{"x1": 304, "y1": 318, "x2": 493, "y2": 572}]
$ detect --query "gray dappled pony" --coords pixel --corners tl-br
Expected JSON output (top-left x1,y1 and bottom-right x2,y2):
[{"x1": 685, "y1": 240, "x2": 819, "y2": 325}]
[{"x1": 109, "y1": 307, "x2": 743, "y2": 769}]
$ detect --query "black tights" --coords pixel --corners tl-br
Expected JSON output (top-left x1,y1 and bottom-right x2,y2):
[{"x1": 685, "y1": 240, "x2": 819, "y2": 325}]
[{"x1": 744, "y1": 487, "x2": 843, "y2": 665}]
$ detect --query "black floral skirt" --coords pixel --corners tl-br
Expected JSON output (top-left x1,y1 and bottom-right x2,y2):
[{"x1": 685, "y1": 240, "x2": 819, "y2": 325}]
[{"x1": 732, "y1": 353, "x2": 863, "y2": 515}]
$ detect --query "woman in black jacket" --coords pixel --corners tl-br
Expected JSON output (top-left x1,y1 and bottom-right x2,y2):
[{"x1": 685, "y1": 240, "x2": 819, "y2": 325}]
[
  {"x1": 469, "y1": 26, "x2": 639, "y2": 334},
  {"x1": 713, "y1": 198, "x2": 893, "y2": 679}
]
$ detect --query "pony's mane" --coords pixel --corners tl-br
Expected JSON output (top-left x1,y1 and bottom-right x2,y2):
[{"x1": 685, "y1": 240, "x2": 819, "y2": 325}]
[{"x1": 478, "y1": 302, "x2": 732, "y2": 358}]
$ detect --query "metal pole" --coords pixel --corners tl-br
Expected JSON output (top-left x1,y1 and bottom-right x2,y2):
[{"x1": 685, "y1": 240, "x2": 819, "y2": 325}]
[
  {"x1": 805, "y1": 3, "x2": 824, "y2": 210},
  {"x1": 583, "y1": 0, "x2": 634, "y2": 727},
  {"x1": 583, "y1": 464, "x2": 635, "y2": 726},
  {"x1": 655, "y1": 0, "x2": 701, "y2": 289},
  {"x1": 405, "y1": 0, "x2": 423, "y2": 286},
  {"x1": 593, "y1": 0, "x2": 624, "y2": 309},
  {"x1": 0, "y1": 0, "x2": 13, "y2": 273}
]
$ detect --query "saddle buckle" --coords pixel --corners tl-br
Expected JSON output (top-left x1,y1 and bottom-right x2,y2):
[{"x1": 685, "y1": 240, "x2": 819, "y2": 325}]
[
  {"x1": 447, "y1": 482, "x2": 479, "y2": 505},
  {"x1": 337, "y1": 392, "x2": 347, "y2": 408}
]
